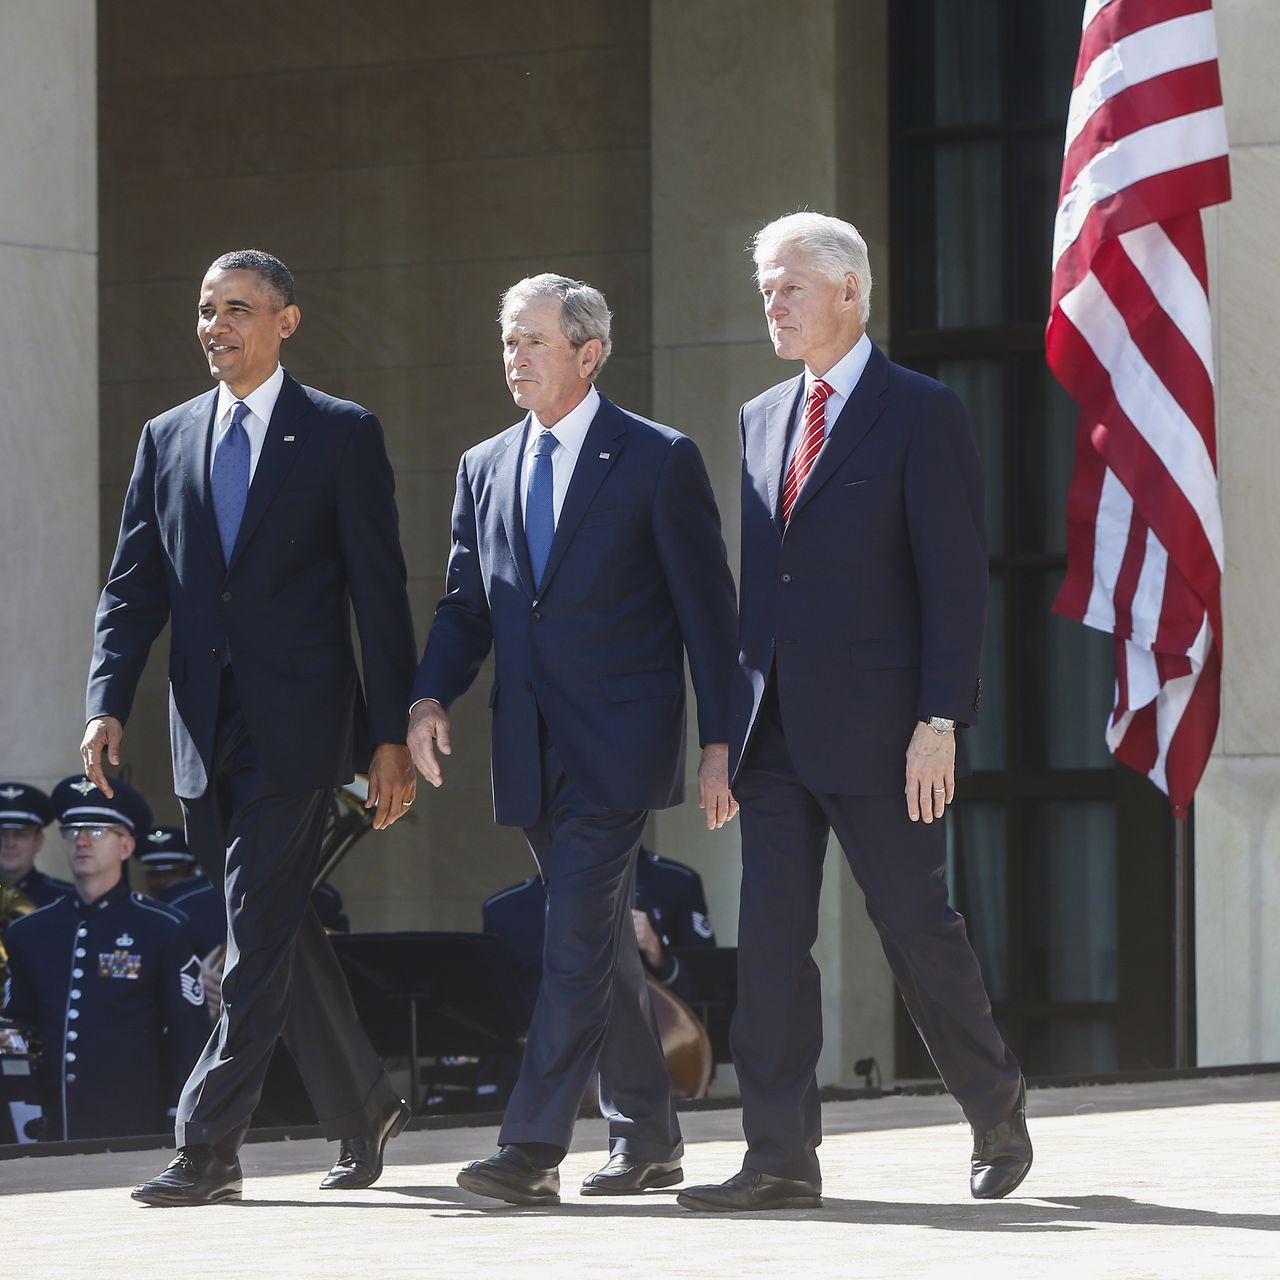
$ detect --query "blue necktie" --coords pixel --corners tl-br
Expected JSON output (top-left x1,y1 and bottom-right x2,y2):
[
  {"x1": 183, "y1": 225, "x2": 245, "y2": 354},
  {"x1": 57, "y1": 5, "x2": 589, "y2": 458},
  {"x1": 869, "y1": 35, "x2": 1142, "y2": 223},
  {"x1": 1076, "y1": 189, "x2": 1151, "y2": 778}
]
[
  {"x1": 212, "y1": 401, "x2": 250, "y2": 562},
  {"x1": 525, "y1": 429, "x2": 557, "y2": 590}
]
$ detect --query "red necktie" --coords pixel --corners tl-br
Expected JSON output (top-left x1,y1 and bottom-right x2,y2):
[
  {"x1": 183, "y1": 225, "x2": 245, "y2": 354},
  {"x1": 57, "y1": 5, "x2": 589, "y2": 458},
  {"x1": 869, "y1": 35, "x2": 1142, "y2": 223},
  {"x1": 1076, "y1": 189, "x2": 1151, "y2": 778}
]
[{"x1": 781, "y1": 378, "x2": 832, "y2": 525}]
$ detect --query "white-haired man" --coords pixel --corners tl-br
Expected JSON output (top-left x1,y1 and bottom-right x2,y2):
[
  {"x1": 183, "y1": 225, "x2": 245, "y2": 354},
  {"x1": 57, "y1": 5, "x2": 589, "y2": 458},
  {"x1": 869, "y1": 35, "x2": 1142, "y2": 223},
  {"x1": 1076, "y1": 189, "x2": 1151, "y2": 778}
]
[
  {"x1": 678, "y1": 213, "x2": 1031, "y2": 1213},
  {"x1": 409, "y1": 273, "x2": 738, "y2": 1205}
]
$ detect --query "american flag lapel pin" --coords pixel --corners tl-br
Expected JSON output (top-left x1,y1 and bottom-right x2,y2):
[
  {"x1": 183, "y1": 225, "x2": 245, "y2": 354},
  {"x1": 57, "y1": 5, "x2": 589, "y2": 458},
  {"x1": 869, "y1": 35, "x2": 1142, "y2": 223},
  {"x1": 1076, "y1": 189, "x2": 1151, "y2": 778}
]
[
  {"x1": 283, "y1": 435, "x2": 296, "y2": 442},
  {"x1": 599, "y1": 452, "x2": 610, "y2": 460}
]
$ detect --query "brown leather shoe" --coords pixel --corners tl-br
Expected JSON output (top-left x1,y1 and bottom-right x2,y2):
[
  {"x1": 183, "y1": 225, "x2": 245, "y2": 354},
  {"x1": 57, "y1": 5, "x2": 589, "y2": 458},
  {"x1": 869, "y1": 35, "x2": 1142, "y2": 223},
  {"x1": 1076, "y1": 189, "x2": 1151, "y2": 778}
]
[
  {"x1": 457, "y1": 1145, "x2": 561, "y2": 1206},
  {"x1": 320, "y1": 1098, "x2": 412, "y2": 1190},
  {"x1": 677, "y1": 1168, "x2": 822, "y2": 1213},
  {"x1": 131, "y1": 1145, "x2": 243, "y2": 1206},
  {"x1": 581, "y1": 1153, "x2": 683, "y2": 1195},
  {"x1": 971, "y1": 1077, "x2": 1033, "y2": 1199}
]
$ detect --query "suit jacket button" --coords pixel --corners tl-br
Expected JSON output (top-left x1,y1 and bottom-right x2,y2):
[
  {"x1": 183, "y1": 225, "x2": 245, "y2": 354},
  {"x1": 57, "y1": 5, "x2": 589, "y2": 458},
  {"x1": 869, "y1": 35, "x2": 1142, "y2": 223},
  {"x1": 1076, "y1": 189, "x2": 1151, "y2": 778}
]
[
  {"x1": 780, "y1": 572, "x2": 791, "y2": 583},
  {"x1": 525, "y1": 681, "x2": 533, "y2": 692},
  {"x1": 221, "y1": 590, "x2": 233, "y2": 602},
  {"x1": 210, "y1": 648, "x2": 219, "y2": 660},
  {"x1": 531, "y1": 611, "x2": 541, "y2": 622}
]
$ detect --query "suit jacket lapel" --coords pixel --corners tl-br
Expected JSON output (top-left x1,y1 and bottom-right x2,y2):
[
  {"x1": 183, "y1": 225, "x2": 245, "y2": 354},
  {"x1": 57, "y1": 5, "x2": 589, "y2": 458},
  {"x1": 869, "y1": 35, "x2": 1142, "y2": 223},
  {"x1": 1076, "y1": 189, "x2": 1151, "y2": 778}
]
[
  {"x1": 787, "y1": 344, "x2": 890, "y2": 524},
  {"x1": 536, "y1": 396, "x2": 626, "y2": 598},
  {"x1": 181, "y1": 389, "x2": 223, "y2": 571},
  {"x1": 494, "y1": 418, "x2": 536, "y2": 597},
  {"x1": 764, "y1": 375, "x2": 804, "y2": 530},
  {"x1": 227, "y1": 373, "x2": 310, "y2": 571}
]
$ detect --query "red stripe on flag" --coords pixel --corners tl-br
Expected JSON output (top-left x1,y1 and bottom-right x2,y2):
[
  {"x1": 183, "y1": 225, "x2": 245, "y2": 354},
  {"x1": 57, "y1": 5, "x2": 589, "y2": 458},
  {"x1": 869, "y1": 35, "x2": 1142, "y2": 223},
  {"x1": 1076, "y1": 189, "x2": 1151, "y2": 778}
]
[{"x1": 1075, "y1": 0, "x2": 1213, "y2": 81}]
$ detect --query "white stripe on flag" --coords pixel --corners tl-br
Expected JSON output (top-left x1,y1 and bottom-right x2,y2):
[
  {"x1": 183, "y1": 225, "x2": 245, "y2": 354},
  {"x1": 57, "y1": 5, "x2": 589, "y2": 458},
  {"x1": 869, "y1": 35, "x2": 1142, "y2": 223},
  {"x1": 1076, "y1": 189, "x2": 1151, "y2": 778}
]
[
  {"x1": 1118, "y1": 224, "x2": 1214, "y2": 378},
  {"x1": 1053, "y1": 107, "x2": 1230, "y2": 266},
  {"x1": 1065, "y1": 12, "x2": 1220, "y2": 152},
  {"x1": 1058, "y1": 272, "x2": 1225, "y2": 566},
  {"x1": 1084, "y1": 467, "x2": 1132, "y2": 632}
]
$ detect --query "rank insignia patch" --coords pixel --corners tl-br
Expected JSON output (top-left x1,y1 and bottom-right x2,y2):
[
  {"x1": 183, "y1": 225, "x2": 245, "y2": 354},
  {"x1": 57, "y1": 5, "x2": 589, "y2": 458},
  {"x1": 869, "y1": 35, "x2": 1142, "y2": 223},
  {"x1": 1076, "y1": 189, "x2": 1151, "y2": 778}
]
[
  {"x1": 179, "y1": 956, "x2": 205, "y2": 1007},
  {"x1": 99, "y1": 950, "x2": 142, "y2": 979}
]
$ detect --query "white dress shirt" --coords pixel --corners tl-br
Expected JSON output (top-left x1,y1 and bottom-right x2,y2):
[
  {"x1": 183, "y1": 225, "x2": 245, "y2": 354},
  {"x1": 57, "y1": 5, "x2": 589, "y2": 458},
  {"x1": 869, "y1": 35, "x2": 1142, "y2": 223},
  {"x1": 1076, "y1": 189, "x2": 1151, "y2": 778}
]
[
  {"x1": 210, "y1": 363, "x2": 286, "y2": 484},
  {"x1": 519, "y1": 383, "x2": 602, "y2": 526},
  {"x1": 783, "y1": 331, "x2": 874, "y2": 475}
]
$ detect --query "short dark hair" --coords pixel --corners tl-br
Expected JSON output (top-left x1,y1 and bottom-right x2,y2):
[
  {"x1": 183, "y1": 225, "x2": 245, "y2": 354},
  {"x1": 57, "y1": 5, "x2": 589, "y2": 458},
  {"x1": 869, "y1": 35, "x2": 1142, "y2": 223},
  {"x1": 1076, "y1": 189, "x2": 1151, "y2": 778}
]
[{"x1": 207, "y1": 249, "x2": 296, "y2": 308}]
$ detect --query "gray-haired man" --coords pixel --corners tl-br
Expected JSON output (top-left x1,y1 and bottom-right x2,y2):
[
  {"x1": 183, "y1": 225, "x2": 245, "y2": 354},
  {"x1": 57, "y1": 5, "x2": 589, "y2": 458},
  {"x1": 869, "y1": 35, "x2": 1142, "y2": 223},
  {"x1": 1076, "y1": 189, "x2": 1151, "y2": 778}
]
[{"x1": 408, "y1": 273, "x2": 738, "y2": 1205}]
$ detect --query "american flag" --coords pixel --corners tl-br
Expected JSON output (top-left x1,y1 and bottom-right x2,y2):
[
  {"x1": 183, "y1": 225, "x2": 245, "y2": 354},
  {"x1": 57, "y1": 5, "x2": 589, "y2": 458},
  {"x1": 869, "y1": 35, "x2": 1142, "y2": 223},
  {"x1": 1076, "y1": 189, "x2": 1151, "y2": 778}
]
[{"x1": 1047, "y1": 0, "x2": 1231, "y2": 816}]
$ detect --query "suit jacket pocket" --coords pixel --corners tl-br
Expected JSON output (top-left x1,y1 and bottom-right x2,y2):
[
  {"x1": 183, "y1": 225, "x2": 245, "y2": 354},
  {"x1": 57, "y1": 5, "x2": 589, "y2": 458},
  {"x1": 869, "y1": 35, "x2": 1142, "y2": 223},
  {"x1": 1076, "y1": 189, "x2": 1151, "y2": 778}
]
[
  {"x1": 601, "y1": 669, "x2": 682, "y2": 701},
  {"x1": 848, "y1": 637, "x2": 920, "y2": 670},
  {"x1": 577, "y1": 504, "x2": 635, "y2": 529}
]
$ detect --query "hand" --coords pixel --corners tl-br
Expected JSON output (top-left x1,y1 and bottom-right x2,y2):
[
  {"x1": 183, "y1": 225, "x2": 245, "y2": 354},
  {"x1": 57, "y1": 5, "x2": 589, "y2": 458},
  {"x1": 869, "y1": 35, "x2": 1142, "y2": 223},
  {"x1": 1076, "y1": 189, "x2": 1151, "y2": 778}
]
[
  {"x1": 80, "y1": 716, "x2": 124, "y2": 795},
  {"x1": 366, "y1": 743, "x2": 417, "y2": 830},
  {"x1": 632, "y1": 909, "x2": 666, "y2": 967},
  {"x1": 904, "y1": 721, "x2": 956, "y2": 823},
  {"x1": 407, "y1": 699, "x2": 453, "y2": 790},
  {"x1": 199, "y1": 951, "x2": 224, "y2": 1021},
  {"x1": 698, "y1": 742, "x2": 738, "y2": 830}
]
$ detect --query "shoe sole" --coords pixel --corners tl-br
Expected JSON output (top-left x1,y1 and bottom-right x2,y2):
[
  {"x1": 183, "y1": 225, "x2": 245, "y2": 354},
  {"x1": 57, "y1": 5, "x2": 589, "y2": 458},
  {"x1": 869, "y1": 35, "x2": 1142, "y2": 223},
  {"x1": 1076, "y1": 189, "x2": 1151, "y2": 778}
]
[
  {"x1": 675, "y1": 1193, "x2": 823, "y2": 1213},
  {"x1": 131, "y1": 1185, "x2": 243, "y2": 1207},
  {"x1": 319, "y1": 1103, "x2": 413, "y2": 1191},
  {"x1": 580, "y1": 1168, "x2": 684, "y2": 1196},
  {"x1": 456, "y1": 1169, "x2": 560, "y2": 1206}
]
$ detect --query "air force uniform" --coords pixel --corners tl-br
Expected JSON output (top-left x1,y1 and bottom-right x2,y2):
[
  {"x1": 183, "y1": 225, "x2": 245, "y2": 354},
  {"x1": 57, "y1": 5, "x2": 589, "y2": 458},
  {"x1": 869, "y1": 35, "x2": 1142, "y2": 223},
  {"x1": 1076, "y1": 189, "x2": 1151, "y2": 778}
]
[
  {"x1": 0, "y1": 782, "x2": 71, "y2": 907},
  {"x1": 1, "y1": 778, "x2": 211, "y2": 1141}
]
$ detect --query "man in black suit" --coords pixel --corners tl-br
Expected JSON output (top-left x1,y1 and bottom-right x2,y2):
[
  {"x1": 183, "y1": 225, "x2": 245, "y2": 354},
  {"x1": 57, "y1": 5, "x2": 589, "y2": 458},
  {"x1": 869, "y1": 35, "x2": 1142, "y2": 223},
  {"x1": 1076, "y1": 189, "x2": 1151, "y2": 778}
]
[
  {"x1": 678, "y1": 213, "x2": 1030, "y2": 1213},
  {"x1": 80, "y1": 249, "x2": 418, "y2": 1205}
]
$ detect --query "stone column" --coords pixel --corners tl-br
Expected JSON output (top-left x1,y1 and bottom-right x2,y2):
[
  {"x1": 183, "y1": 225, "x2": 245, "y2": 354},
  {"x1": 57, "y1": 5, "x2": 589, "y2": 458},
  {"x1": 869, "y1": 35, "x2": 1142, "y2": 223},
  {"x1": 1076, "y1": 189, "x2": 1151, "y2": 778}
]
[
  {"x1": 1193, "y1": 0, "x2": 1280, "y2": 1064},
  {"x1": 0, "y1": 3, "x2": 98, "y2": 879},
  {"x1": 648, "y1": 0, "x2": 897, "y2": 1087}
]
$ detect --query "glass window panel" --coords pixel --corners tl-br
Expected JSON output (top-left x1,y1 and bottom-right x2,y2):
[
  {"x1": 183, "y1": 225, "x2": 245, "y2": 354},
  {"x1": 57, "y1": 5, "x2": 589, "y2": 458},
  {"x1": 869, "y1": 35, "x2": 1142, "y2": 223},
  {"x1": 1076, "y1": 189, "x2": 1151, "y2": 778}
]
[
  {"x1": 947, "y1": 802, "x2": 1008, "y2": 1001},
  {"x1": 1028, "y1": 801, "x2": 1118, "y2": 1003},
  {"x1": 1049, "y1": 1018, "x2": 1119, "y2": 1074},
  {"x1": 969, "y1": 572, "x2": 1006, "y2": 770},
  {"x1": 1021, "y1": 576, "x2": 1114, "y2": 768},
  {"x1": 1009, "y1": 134, "x2": 1064, "y2": 324},
  {"x1": 938, "y1": 357, "x2": 1004, "y2": 554},
  {"x1": 932, "y1": 0, "x2": 1001, "y2": 126},
  {"x1": 1014, "y1": 357, "x2": 1077, "y2": 555},
  {"x1": 934, "y1": 141, "x2": 1002, "y2": 328},
  {"x1": 1009, "y1": 2, "x2": 1085, "y2": 122}
]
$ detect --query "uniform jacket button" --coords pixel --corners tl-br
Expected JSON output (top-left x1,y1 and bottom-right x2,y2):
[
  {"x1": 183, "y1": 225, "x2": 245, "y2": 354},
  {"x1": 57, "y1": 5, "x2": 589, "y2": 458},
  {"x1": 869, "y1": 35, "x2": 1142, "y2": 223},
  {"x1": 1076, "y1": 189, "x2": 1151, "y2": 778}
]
[{"x1": 66, "y1": 1073, "x2": 77, "y2": 1083}]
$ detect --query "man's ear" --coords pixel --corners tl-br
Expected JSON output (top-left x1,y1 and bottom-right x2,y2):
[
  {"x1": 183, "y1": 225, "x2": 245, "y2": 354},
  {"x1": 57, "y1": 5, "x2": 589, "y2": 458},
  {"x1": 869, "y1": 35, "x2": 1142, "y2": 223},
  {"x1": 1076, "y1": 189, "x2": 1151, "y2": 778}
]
[
  {"x1": 279, "y1": 304, "x2": 302, "y2": 342},
  {"x1": 579, "y1": 337, "x2": 604, "y2": 380}
]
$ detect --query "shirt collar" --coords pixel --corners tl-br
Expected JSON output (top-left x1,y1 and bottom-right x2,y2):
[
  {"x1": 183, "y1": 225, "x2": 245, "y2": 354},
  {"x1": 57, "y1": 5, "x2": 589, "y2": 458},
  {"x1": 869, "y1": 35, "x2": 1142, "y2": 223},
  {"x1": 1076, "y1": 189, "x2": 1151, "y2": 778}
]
[
  {"x1": 76, "y1": 876, "x2": 130, "y2": 914},
  {"x1": 527, "y1": 383, "x2": 601, "y2": 457},
  {"x1": 216, "y1": 363, "x2": 286, "y2": 427},
  {"x1": 806, "y1": 331, "x2": 873, "y2": 400}
]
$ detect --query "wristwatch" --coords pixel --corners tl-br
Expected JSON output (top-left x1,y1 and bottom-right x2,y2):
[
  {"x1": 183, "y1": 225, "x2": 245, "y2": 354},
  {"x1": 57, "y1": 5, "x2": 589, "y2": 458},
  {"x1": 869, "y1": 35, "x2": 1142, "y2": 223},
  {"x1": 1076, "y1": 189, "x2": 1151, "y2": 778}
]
[{"x1": 925, "y1": 716, "x2": 956, "y2": 734}]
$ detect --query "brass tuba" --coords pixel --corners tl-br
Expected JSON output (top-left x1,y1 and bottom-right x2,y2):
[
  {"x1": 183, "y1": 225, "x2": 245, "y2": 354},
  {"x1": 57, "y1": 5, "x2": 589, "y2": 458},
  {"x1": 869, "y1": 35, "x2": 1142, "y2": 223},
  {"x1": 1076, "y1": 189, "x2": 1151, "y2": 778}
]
[{"x1": 0, "y1": 883, "x2": 37, "y2": 990}]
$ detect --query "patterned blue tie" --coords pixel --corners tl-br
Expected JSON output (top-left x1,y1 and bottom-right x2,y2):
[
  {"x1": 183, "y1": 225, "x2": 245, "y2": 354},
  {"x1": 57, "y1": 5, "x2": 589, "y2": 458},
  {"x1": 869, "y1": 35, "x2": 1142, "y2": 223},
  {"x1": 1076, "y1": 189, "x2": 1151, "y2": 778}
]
[
  {"x1": 212, "y1": 401, "x2": 250, "y2": 563},
  {"x1": 525, "y1": 429, "x2": 557, "y2": 590}
]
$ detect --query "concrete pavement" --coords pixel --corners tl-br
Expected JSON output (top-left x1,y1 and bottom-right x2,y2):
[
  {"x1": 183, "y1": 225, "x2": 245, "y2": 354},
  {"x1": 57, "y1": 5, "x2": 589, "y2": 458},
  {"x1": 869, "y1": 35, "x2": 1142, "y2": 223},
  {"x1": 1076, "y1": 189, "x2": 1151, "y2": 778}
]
[{"x1": 3, "y1": 1074, "x2": 1277, "y2": 1279}]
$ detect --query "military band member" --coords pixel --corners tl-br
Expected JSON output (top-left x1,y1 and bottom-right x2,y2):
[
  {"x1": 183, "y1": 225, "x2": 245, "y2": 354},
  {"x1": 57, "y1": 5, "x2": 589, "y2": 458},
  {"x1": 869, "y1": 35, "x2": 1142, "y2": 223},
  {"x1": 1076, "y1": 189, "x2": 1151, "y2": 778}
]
[
  {"x1": 0, "y1": 782, "x2": 71, "y2": 908},
  {"x1": 1, "y1": 777, "x2": 210, "y2": 1141}
]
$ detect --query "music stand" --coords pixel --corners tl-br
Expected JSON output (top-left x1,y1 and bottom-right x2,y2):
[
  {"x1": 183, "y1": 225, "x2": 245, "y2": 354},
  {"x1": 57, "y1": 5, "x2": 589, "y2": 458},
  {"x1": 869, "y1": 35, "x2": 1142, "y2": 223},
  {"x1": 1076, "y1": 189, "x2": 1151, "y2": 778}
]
[
  {"x1": 671, "y1": 945, "x2": 738, "y2": 1063},
  {"x1": 330, "y1": 932, "x2": 526, "y2": 1114}
]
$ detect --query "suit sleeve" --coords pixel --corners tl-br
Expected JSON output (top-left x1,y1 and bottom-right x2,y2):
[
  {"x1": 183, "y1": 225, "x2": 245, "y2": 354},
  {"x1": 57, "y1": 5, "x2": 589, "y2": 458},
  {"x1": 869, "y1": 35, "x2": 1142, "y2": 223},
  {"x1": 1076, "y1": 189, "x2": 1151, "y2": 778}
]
[
  {"x1": 159, "y1": 921, "x2": 214, "y2": 1108},
  {"x1": 411, "y1": 452, "x2": 495, "y2": 708},
  {"x1": 651, "y1": 436, "x2": 738, "y2": 746},
  {"x1": 86, "y1": 424, "x2": 172, "y2": 725},
  {"x1": 336, "y1": 412, "x2": 419, "y2": 746},
  {"x1": 904, "y1": 386, "x2": 988, "y2": 725}
]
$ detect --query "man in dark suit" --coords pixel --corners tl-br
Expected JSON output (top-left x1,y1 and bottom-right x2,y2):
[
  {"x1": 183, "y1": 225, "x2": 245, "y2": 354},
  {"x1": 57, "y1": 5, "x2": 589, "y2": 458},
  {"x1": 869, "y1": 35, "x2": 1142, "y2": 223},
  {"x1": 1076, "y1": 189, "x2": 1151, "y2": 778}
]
[
  {"x1": 79, "y1": 249, "x2": 418, "y2": 1205},
  {"x1": 678, "y1": 213, "x2": 1031, "y2": 1214},
  {"x1": 408, "y1": 273, "x2": 737, "y2": 1205}
]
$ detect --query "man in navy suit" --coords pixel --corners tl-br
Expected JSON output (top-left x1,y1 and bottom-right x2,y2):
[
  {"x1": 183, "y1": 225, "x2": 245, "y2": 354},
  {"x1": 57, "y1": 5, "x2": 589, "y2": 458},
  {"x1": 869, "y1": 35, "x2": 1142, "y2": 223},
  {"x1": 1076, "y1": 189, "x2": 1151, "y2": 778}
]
[
  {"x1": 678, "y1": 214, "x2": 1031, "y2": 1214},
  {"x1": 79, "y1": 249, "x2": 418, "y2": 1205},
  {"x1": 408, "y1": 273, "x2": 737, "y2": 1205}
]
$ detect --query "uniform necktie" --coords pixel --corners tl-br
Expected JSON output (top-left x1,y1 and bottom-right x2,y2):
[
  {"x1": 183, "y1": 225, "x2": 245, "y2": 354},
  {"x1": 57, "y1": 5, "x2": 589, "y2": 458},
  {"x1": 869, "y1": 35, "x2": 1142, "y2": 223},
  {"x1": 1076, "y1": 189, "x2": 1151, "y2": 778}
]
[
  {"x1": 781, "y1": 378, "x2": 832, "y2": 525},
  {"x1": 212, "y1": 401, "x2": 250, "y2": 562},
  {"x1": 525, "y1": 429, "x2": 557, "y2": 589}
]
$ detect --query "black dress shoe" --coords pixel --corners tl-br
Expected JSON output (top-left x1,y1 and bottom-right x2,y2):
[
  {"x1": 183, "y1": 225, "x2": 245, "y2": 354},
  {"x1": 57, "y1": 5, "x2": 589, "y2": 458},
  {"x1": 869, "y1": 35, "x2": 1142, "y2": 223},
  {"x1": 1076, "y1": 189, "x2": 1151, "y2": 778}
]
[
  {"x1": 320, "y1": 1098, "x2": 412, "y2": 1190},
  {"x1": 580, "y1": 1153, "x2": 683, "y2": 1196},
  {"x1": 676, "y1": 1168, "x2": 822, "y2": 1213},
  {"x1": 456, "y1": 1145, "x2": 560, "y2": 1206},
  {"x1": 971, "y1": 1077, "x2": 1033, "y2": 1199},
  {"x1": 131, "y1": 1145, "x2": 243, "y2": 1207}
]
